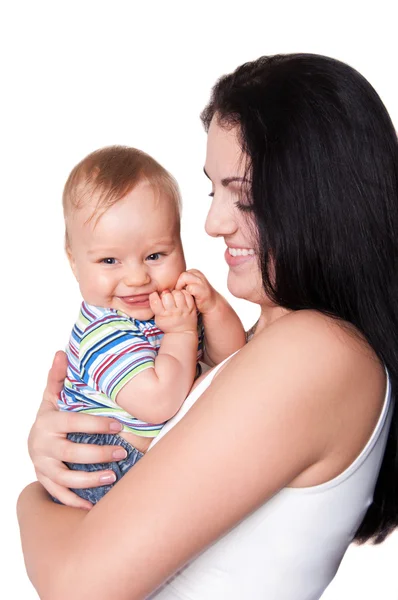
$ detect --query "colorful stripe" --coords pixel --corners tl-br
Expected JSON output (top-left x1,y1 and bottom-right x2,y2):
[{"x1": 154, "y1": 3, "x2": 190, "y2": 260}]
[{"x1": 58, "y1": 302, "x2": 204, "y2": 436}]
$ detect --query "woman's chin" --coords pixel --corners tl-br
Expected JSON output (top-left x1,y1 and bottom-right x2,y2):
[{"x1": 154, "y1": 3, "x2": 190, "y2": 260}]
[{"x1": 227, "y1": 273, "x2": 258, "y2": 303}]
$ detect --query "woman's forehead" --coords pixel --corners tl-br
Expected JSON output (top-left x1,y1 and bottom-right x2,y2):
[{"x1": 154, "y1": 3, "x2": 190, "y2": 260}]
[{"x1": 205, "y1": 118, "x2": 246, "y2": 180}]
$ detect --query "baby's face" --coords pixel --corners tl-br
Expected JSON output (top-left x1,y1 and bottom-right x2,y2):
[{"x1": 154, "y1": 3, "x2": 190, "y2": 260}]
[{"x1": 66, "y1": 180, "x2": 186, "y2": 320}]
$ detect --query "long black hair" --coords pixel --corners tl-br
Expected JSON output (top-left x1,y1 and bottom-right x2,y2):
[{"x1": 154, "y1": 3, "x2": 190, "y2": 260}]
[{"x1": 201, "y1": 53, "x2": 398, "y2": 544}]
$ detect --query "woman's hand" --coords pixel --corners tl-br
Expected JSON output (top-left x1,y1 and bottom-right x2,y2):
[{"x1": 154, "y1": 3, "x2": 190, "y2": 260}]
[{"x1": 28, "y1": 351, "x2": 126, "y2": 509}]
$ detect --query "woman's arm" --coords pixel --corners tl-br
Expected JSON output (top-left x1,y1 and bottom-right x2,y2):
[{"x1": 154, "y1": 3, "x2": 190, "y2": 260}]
[
  {"x1": 18, "y1": 312, "x2": 371, "y2": 600},
  {"x1": 18, "y1": 483, "x2": 87, "y2": 591},
  {"x1": 29, "y1": 351, "x2": 128, "y2": 508}
]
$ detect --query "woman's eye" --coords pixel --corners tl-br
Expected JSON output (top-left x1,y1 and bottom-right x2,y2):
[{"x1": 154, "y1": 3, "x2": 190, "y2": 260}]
[
  {"x1": 101, "y1": 258, "x2": 117, "y2": 265},
  {"x1": 146, "y1": 253, "x2": 161, "y2": 261},
  {"x1": 234, "y1": 200, "x2": 253, "y2": 212},
  {"x1": 234, "y1": 190, "x2": 253, "y2": 212}
]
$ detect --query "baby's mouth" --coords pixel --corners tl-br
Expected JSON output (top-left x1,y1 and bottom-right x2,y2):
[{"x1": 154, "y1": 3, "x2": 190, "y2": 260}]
[{"x1": 118, "y1": 295, "x2": 150, "y2": 305}]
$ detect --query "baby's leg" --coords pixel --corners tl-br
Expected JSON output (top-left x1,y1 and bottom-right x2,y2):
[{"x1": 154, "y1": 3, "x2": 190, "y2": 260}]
[{"x1": 52, "y1": 433, "x2": 143, "y2": 505}]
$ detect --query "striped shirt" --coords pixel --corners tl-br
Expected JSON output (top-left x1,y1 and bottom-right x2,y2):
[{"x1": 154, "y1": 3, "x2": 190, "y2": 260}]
[{"x1": 58, "y1": 302, "x2": 204, "y2": 437}]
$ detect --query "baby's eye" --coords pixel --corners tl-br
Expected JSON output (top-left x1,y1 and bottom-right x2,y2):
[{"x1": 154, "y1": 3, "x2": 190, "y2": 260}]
[
  {"x1": 146, "y1": 253, "x2": 162, "y2": 261},
  {"x1": 101, "y1": 258, "x2": 117, "y2": 265}
]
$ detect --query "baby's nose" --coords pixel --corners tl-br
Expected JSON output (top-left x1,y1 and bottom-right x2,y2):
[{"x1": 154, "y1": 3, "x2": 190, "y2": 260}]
[{"x1": 123, "y1": 267, "x2": 151, "y2": 287}]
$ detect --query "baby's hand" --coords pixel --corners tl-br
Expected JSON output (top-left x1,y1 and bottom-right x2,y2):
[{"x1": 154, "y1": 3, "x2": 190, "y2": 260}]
[
  {"x1": 149, "y1": 289, "x2": 197, "y2": 334},
  {"x1": 175, "y1": 269, "x2": 219, "y2": 314}
]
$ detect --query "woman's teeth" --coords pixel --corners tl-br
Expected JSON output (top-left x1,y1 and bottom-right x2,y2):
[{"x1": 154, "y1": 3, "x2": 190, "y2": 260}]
[{"x1": 228, "y1": 247, "x2": 255, "y2": 257}]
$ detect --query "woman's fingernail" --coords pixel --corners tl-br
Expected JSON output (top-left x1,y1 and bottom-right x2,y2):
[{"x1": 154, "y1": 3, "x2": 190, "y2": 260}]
[
  {"x1": 109, "y1": 421, "x2": 123, "y2": 432},
  {"x1": 112, "y1": 448, "x2": 127, "y2": 460},
  {"x1": 99, "y1": 472, "x2": 117, "y2": 484}
]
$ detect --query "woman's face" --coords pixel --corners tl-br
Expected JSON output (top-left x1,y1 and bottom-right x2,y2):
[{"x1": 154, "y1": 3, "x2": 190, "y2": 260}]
[{"x1": 204, "y1": 117, "x2": 266, "y2": 304}]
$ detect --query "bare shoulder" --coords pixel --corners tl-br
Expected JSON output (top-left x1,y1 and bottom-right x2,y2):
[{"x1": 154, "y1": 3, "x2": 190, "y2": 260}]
[
  {"x1": 213, "y1": 309, "x2": 386, "y2": 485},
  {"x1": 230, "y1": 309, "x2": 384, "y2": 390}
]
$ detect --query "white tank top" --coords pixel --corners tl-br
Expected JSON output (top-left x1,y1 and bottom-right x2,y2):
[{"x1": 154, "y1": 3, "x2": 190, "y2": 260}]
[{"x1": 148, "y1": 356, "x2": 393, "y2": 600}]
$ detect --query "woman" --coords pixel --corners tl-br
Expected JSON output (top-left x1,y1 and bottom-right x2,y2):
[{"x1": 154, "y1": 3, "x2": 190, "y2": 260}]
[{"x1": 18, "y1": 53, "x2": 398, "y2": 600}]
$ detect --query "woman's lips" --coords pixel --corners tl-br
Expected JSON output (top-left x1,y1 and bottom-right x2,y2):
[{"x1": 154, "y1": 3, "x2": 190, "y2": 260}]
[
  {"x1": 118, "y1": 294, "x2": 151, "y2": 307},
  {"x1": 224, "y1": 247, "x2": 255, "y2": 267}
]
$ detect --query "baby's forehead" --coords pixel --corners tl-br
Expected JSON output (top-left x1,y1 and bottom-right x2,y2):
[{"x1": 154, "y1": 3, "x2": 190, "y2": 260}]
[
  {"x1": 67, "y1": 192, "x2": 182, "y2": 255},
  {"x1": 68, "y1": 179, "x2": 180, "y2": 227}
]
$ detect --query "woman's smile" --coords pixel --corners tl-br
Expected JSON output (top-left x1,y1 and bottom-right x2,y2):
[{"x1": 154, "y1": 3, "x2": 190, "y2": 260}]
[{"x1": 224, "y1": 245, "x2": 255, "y2": 267}]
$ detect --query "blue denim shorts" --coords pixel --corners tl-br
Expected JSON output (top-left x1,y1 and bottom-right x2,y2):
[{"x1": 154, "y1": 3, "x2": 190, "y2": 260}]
[{"x1": 53, "y1": 432, "x2": 144, "y2": 505}]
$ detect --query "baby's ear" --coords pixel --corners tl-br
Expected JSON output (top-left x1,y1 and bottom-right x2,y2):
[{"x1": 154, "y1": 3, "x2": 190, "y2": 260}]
[{"x1": 65, "y1": 242, "x2": 79, "y2": 281}]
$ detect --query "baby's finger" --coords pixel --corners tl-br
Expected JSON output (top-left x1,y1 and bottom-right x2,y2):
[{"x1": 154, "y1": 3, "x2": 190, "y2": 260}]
[
  {"x1": 149, "y1": 291, "x2": 162, "y2": 313},
  {"x1": 184, "y1": 282, "x2": 202, "y2": 295},
  {"x1": 172, "y1": 290, "x2": 186, "y2": 309},
  {"x1": 161, "y1": 290, "x2": 176, "y2": 310},
  {"x1": 175, "y1": 271, "x2": 199, "y2": 290},
  {"x1": 186, "y1": 268, "x2": 206, "y2": 281},
  {"x1": 175, "y1": 272, "x2": 190, "y2": 290},
  {"x1": 181, "y1": 289, "x2": 196, "y2": 311}
]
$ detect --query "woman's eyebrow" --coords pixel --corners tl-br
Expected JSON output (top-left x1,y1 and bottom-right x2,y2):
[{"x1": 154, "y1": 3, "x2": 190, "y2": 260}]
[
  {"x1": 203, "y1": 168, "x2": 249, "y2": 186},
  {"x1": 221, "y1": 176, "x2": 249, "y2": 187}
]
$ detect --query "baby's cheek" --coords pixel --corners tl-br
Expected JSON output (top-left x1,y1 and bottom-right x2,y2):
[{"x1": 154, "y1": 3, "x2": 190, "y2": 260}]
[
  {"x1": 161, "y1": 266, "x2": 182, "y2": 291},
  {"x1": 78, "y1": 269, "x2": 111, "y2": 303}
]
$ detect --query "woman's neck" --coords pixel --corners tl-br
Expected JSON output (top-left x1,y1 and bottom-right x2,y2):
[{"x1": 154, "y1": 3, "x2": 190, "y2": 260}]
[{"x1": 254, "y1": 304, "x2": 291, "y2": 336}]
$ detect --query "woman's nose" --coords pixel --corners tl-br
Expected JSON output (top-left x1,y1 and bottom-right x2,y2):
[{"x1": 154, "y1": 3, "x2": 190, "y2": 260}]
[{"x1": 205, "y1": 195, "x2": 236, "y2": 238}]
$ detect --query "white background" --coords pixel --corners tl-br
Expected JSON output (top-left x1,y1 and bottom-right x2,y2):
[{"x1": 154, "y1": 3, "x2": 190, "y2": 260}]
[{"x1": 1, "y1": 1, "x2": 397, "y2": 598}]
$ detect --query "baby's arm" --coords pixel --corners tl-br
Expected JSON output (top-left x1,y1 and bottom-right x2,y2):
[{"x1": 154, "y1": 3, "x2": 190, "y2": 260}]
[
  {"x1": 176, "y1": 269, "x2": 246, "y2": 366},
  {"x1": 116, "y1": 290, "x2": 198, "y2": 424}
]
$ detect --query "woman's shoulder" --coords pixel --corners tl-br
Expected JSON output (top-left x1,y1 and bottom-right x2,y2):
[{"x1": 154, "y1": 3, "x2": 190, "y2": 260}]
[
  {"x1": 245, "y1": 309, "x2": 380, "y2": 372},
  {"x1": 214, "y1": 310, "x2": 386, "y2": 487},
  {"x1": 221, "y1": 309, "x2": 385, "y2": 420},
  {"x1": 255, "y1": 308, "x2": 358, "y2": 346}
]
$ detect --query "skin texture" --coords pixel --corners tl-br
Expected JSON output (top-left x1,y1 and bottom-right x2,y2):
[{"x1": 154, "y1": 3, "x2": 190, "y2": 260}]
[
  {"x1": 66, "y1": 180, "x2": 199, "y2": 451},
  {"x1": 64, "y1": 178, "x2": 246, "y2": 453},
  {"x1": 18, "y1": 119, "x2": 386, "y2": 599},
  {"x1": 175, "y1": 268, "x2": 246, "y2": 365},
  {"x1": 66, "y1": 180, "x2": 186, "y2": 321}
]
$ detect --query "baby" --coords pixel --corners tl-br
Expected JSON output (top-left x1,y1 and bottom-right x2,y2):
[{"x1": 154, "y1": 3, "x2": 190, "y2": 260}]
[{"x1": 57, "y1": 145, "x2": 246, "y2": 504}]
